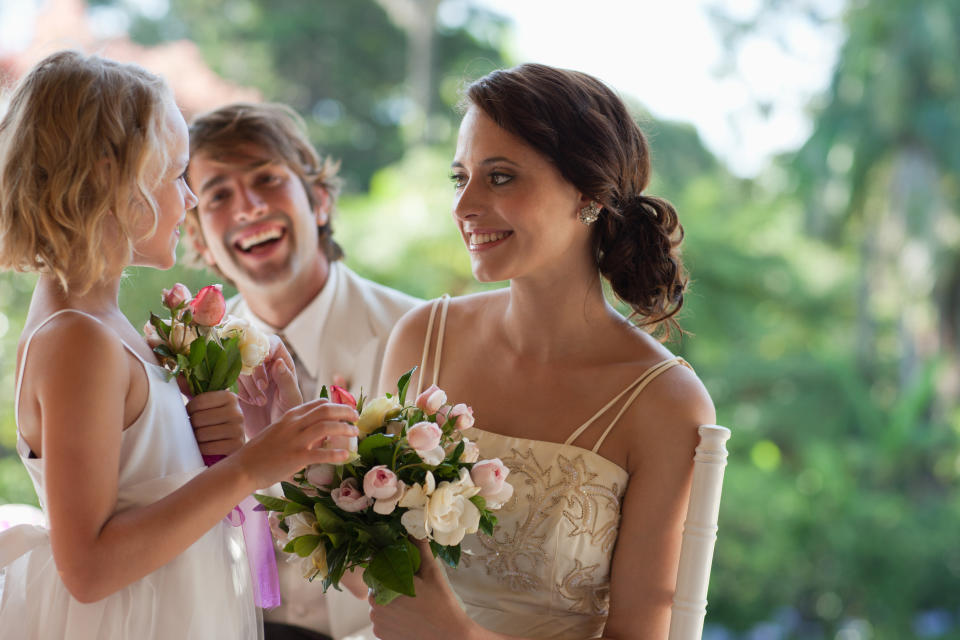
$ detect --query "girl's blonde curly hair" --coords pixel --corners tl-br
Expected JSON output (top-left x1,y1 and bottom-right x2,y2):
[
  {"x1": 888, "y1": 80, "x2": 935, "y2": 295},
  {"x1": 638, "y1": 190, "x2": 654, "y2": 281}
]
[{"x1": 0, "y1": 50, "x2": 173, "y2": 293}]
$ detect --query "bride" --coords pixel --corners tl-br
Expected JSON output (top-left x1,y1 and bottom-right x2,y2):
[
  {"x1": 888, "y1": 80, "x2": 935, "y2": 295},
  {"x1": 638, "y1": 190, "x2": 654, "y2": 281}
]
[{"x1": 370, "y1": 63, "x2": 716, "y2": 640}]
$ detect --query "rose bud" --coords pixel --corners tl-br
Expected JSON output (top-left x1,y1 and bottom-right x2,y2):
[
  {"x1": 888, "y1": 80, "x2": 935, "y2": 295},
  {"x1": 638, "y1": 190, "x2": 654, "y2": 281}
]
[
  {"x1": 305, "y1": 463, "x2": 336, "y2": 488},
  {"x1": 362, "y1": 465, "x2": 399, "y2": 500},
  {"x1": 415, "y1": 384, "x2": 447, "y2": 415},
  {"x1": 188, "y1": 284, "x2": 226, "y2": 326},
  {"x1": 438, "y1": 403, "x2": 474, "y2": 431},
  {"x1": 162, "y1": 283, "x2": 191, "y2": 311},
  {"x1": 331, "y1": 477, "x2": 371, "y2": 513},
  {"x1": 471, "y1": 458, "x2": 511, "y2": 499},
  {"x1": 330, "y1": 385, "x2": 357, "y2": 410},
  {"x1": 407, "y1": 421, "x2": 442, "y2": 452}
]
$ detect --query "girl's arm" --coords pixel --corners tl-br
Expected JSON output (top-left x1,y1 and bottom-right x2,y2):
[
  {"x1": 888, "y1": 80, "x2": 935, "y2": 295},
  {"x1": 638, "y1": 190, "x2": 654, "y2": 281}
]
[{"x1": 28, "y1": 315, "x2": 357, "y2": 603}]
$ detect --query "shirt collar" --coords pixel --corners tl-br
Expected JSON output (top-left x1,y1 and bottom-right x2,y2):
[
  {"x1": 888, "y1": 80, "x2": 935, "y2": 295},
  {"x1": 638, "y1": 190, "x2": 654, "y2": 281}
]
[{"x1": 233, "y1": 261, "x2": 340, "y2": 381}]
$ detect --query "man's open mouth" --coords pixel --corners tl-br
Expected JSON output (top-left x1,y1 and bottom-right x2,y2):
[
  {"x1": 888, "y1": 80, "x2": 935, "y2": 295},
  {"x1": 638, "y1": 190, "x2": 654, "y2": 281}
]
[{"x1": 234, "y1": 226, "x2": 287, "y2": 254}]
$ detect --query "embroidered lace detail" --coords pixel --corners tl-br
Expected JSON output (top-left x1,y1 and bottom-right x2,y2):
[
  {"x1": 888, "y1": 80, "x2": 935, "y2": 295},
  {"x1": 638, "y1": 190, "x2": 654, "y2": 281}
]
[{"x1": 468, "y1": 445, "x2": 624, "y2": 614}]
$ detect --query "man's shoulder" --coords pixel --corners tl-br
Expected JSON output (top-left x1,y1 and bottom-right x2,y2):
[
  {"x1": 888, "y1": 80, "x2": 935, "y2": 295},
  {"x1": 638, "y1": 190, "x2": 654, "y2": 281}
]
[{"x1": 336, "y1": 263, "x2": 421, "y2": 327}]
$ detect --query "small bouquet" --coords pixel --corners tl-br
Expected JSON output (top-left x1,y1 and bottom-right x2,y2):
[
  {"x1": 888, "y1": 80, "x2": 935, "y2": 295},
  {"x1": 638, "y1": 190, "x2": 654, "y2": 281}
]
[
  {"x1": 144, "y1": 283, "x2": 271, "y2": 395},
  {"x1": 254, "y1": 369, "x2": 513, "y2": 604}
]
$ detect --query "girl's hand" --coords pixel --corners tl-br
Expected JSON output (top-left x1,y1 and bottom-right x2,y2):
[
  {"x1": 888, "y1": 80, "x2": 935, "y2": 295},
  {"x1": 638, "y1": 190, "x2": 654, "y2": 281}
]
[
  {"x1": 238, "y1": 336, "x2": 302, "y2": 437},
  {"x1": 368, "y1": 539, "x2": 477, "y2": 640},
  {"x1": 186, "y1": 390, "x2": 245, "y2": 457},
  {"x1": 234, "y1": 398, "x2": 358, "y2": 490}
]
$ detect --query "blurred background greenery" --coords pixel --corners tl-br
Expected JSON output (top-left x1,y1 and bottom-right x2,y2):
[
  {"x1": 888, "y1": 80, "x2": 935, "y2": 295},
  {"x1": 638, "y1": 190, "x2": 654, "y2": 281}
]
[{"x1": 1, "y1": 0, "x2": 959, "y2": 638}]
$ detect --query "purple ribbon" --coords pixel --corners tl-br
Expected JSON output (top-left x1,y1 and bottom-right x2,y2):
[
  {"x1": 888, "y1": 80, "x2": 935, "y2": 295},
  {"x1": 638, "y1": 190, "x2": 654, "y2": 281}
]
[{"x1": 204, "y1": 454, "x2": 282, "y2": 609}]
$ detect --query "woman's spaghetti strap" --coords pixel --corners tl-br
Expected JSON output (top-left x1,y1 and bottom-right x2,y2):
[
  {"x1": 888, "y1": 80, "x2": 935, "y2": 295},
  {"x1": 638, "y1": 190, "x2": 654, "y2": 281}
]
[
  {"x1": 415, "y1": 294, "x2": 451, "y2": 397},
  {"x1": 562, "y1": 357, "x2": 691, "y2": 453}
]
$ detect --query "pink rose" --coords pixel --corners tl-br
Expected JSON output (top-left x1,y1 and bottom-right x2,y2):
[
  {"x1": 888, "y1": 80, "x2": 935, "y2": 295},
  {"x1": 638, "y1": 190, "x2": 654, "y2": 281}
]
[
  {"x1": 330, "y1": 385, "x2": 357, "y2": 409},
  {"x1": 407, "y1": 421, "x2": 442, "y2": 452},
  {"x1": 363, "y1": 465, "x2": 399, "y2": 500},
  {"x1": 305, "y1": 463, "x2": 336, "y2": 488},
  {"x1": 330, "y1": 477, "x2": 371, "y2": 513},
  {"x1": 437, "y1": 403, "x2": 474, "y2": 431},
  {"x1": 188, "y1": 284, "x2": 226, "y2": 326},
  {"x1": 471, "y1": 458, "x2": 511, "y2": 499},
  {"x1": 415, "y1": 385, "x2": 447, "y2": 415},
  {"x1": 162, "y1": 283, "x2": 191, "y2": 311}
]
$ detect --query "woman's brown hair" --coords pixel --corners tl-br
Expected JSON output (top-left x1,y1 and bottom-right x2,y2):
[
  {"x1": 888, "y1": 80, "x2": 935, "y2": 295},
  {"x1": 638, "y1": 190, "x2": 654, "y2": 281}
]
[{"x1": 465, "y1": 63, "x2": 687, "y2": 335}]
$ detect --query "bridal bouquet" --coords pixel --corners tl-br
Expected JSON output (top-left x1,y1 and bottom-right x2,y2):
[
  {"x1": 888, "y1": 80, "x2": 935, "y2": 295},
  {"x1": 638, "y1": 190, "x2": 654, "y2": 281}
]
[
  {"x1": 144, "y1": 282, "x2": 271, "y2": 395},
  {"x1": 254, "y1": 369, "x2": 513, "y2": 604}
]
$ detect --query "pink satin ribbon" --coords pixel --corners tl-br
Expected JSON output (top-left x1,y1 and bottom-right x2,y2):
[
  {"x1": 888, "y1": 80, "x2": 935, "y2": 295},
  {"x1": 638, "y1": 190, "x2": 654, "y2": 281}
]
[{"x1": 204, "y1": 454, "x2": 281, "y2": 609}]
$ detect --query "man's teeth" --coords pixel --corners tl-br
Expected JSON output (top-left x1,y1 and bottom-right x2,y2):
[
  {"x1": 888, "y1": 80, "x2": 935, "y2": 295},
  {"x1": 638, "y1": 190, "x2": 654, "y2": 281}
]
[
  {"x1": 470, "y1": 231, "x2": 510, "y2": 245},
  {"x1": 237, "y1": 228, "x2": 283, "y2": 250}
]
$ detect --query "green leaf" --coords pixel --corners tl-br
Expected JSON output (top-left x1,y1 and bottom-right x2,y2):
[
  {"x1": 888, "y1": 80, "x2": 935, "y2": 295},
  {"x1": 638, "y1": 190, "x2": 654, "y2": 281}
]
[
  {"x1": 449, "y1": 440, "x2": 465, "y2": 464},
  {"x1": 153, "y1": 344, "x2": 176, "y2": 360},
  {"x1": 208, "y1": 336, "x2": 240, "y2": 390},
  {"x1": 367, "y1": 544, "x2": 416, "y2": 597},
  {"x1": 429, "y1": 541, "x2": 461, "y2": 568},
  {"x1": 358, "y1": 433, "x2": 395, "y2": 461},
  {"x1": 253, "y1": 493, "x2": 288, "y2": 512},
  {"x1": 402, "y1": 537, "x2": 421, "y2": 574},
  {"x1": 397, "y1": 366, "x2": 416, "y2": 406},
  {"x1": 187, "y1": 336, "x2": 206, "y2": 369},
  {"x1": 313, "y1": 502, "x2": 345, "y2": 532},
  {"x1": 283, "y1": 502, "x2": 308, "y2": 517},
  {"x1": 468, "y1": 495, "x2": 487, "y2": 511},
  {"x1": 149, "y1": 313, "x2": 171, "y2": 340},
  {"x1": 479, "y1": 512, "x2": 497, "y2": 537},
  {"x1": 281, "y1": 481, "x2": 311, "y2": 505},
  {"x1": 283, "y1": 540, "x2": 296, "y2": 554},
  {"x1": 362, "y1": 570, "x2": 403, "y2": 605},
  {"x1": 319, "y1": 385, "x2": 329, "y2": 399},
  {"x1": 293, "y1": 534, "x2": 322, "y2": 557}
]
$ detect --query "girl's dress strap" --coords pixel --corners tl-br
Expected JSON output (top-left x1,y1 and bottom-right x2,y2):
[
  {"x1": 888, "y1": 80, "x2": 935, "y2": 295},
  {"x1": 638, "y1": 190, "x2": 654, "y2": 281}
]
[
  {"x1": 415, "y1": 294, "x2": 451, "y2": 397},
  {"x1": 15, "y1": 309, "x2": 104, "y2": 425}
]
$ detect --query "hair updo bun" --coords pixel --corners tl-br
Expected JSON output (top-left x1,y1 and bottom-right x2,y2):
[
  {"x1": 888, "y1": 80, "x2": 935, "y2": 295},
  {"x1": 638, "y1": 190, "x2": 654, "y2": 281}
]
[{"x1": 465, "y1": 63, "x2": 687, "y2": 335}]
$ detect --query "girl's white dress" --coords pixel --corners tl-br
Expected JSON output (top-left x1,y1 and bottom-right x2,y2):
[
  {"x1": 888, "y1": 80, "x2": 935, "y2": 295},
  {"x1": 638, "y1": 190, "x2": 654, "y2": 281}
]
[
  {"x1": 0, "y1": 310, "x2": 260, "y2": 640},
  {"x1": 416, "y1": 296, "x2": 690, "y2": 639}
]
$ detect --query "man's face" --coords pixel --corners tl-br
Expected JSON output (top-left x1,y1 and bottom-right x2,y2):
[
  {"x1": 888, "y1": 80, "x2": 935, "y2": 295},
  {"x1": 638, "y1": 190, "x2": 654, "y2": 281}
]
[{"x1": 188, "y1": 146, "x2": 329, "y2": 292}]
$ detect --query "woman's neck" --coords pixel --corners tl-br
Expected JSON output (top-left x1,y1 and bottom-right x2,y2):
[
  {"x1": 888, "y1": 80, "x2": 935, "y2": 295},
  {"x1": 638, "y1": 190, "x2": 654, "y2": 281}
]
[{"x1": 500, "y1": 267, "x2": 627, "y2": 362}]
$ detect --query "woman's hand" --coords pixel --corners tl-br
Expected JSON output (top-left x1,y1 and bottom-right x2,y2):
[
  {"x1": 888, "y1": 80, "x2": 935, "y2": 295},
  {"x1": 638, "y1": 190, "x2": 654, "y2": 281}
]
[
  {"x1": 237, "y1": 336, "x2": 302, "y2": 437},
  {"x1": 368, "y1": 539, "x2": 477, "y2": 640},
  {"x1": 186, "y1": 390, "x2": 245, "y2": 457}
]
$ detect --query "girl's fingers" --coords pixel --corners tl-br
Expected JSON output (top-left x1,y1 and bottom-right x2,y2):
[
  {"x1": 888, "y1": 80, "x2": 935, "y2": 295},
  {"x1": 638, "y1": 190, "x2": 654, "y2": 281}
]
[
  {"x1": 193, "y1": 422, "x2": 243, "y2": 443},
  {"x1": 237, "y1": 374, "x2": 265, "y2": 407},
  {"x1": 186, "y1": 389, "x2": 234, "y2": 412}
]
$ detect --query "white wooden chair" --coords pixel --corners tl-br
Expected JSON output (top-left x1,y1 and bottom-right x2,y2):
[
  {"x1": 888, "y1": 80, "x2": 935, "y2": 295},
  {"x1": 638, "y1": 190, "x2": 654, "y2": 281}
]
[{"x1": 668, "y1": 424, "x2": 731, "y2": 640}]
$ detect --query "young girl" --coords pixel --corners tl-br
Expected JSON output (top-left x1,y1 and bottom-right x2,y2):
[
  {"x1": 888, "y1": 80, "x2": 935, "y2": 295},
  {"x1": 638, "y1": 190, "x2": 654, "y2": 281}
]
[
  {"x1": 369, "y1": 63, "x2": 716, "y2": 640},
  {"x1": 0, "y1": 51, "x2": 358, "y2": 639}
]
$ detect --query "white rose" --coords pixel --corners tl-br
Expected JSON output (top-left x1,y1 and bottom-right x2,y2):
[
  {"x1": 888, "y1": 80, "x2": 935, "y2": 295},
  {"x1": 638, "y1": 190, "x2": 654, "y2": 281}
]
[
  {"x1": 285, "y1": 511, "x2": 318, "y2": 539},
  {"x1": 356, "y1": 395, "x2": 402, "y2": 436},
  {"x1": 425, "y1": 482, "x2": 481, "y2": 547},
  {"x1": 218, "y1": 315, "x2": 271, "y2": 374},
  {"x1": 398, "y1": 472, "x2": 436, "y2": 539},
  {"x1": 299, "y1": 544, "x2": 328, "y2": 579},
  {"x1": 169, "y1": 321, "x2": 198, "y2": 354}
]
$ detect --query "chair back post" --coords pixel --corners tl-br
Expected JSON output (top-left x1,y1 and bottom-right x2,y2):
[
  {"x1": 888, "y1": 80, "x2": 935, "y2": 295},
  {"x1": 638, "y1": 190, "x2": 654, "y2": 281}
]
[{"x1": 668, "y1": 424, "x2": 731, "y2": 640}]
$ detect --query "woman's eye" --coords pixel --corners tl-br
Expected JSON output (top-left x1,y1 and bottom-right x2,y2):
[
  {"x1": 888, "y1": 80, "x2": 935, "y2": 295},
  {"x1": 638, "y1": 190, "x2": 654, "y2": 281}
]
[
  {"x1": 450, "y1": 173, "x2": 467, "y2": 189},
  {"x1": 258, "y1": 173, "x2": 282, "y2": 186},
  {"x1": 490, "y1": 172, "x2": 512, "y2": 186}
]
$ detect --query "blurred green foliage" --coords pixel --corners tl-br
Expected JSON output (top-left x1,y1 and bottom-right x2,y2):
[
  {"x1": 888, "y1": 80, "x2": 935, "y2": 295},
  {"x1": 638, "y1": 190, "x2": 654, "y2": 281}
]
[{"x1": 2, "y1": 0, "x2": 959, "y2": 638}]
